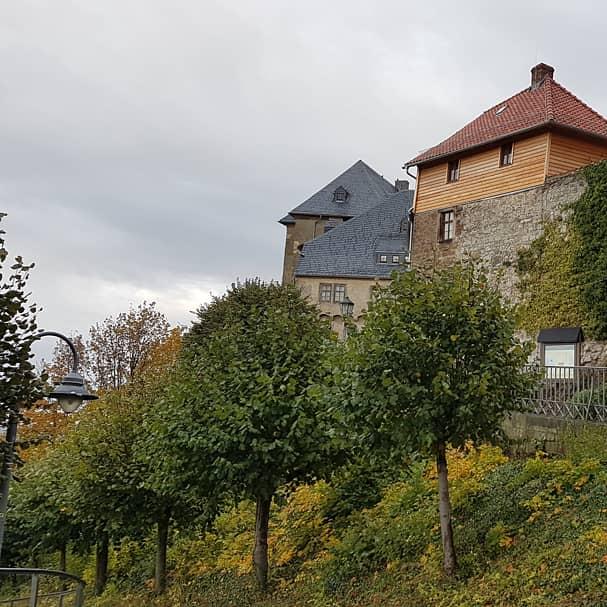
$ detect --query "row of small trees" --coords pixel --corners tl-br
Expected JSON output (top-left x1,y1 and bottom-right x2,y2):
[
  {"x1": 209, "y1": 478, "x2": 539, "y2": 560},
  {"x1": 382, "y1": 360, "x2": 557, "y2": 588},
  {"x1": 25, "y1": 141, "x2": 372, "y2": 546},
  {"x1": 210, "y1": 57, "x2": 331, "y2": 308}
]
[{"x1": 3, "y1": 214, "x2": 535, "y2": 594}]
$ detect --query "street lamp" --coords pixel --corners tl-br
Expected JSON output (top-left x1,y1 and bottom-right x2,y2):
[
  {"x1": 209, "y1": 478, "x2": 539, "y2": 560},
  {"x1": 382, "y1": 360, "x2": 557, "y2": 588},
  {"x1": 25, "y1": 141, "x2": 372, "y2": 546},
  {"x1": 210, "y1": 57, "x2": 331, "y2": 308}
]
[
  {"x1": 340, "y1": 296, "x2": 354, "y2": 318},
  {"x1": 340, "y1": 296, "x2": 354, "y2": 339},
  {"x1": 0, "y1": 331, "x2": 97, "y2": 559},
  {"x1": 39, "y1": 332, "x2": 97, "y2": 413}
]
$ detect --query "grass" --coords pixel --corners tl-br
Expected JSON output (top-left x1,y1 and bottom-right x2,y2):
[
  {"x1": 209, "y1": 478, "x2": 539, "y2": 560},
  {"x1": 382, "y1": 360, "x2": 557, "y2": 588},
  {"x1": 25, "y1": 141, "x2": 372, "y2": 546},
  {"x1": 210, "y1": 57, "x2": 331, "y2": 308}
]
[{"x1": 84, "y1": 440, "x2": 607, "y2": 607}]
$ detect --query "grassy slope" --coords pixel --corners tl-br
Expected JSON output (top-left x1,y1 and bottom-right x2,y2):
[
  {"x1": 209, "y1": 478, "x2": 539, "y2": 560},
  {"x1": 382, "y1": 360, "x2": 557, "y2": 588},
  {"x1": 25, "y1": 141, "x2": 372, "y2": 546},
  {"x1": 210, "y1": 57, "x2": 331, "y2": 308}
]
[{"x1": 89, "y1": 438, "x2": 607, "y2": 607}]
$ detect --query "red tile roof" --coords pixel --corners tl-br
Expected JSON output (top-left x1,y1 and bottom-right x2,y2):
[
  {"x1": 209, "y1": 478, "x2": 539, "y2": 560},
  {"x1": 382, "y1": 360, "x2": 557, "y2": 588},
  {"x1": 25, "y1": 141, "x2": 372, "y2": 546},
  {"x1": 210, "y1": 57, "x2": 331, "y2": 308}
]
[{"x1": 407, "y1": 74, "x2": 607, "y2": 166}]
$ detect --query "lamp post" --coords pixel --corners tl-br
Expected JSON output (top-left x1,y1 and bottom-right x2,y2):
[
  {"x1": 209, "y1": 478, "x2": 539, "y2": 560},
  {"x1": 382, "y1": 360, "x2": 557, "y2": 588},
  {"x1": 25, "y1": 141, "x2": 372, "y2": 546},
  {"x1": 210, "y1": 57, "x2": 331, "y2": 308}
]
[
  {"x1": 340, "y1": 296, "x2": 354, "y2": 339},
  {"x1": 0, "y1": 331, "x2": 97, "y2": 559}
]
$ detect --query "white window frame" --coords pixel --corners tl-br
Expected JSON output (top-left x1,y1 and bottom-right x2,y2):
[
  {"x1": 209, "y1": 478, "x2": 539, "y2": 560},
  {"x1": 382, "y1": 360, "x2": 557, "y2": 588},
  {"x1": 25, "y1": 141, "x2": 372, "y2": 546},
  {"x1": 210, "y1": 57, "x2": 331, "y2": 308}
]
[
  {"x1": 333, "y1": 284, "x2": 346, "y2": 303},
  {"x1": 319, "y1": 283, "x2": 332, "y2": 303}
]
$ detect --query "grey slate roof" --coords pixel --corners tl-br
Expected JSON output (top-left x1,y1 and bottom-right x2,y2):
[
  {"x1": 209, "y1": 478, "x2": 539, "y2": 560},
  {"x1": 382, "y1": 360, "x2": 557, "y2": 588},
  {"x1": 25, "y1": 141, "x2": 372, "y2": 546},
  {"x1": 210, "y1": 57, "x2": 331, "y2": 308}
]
[
  {"x1": 295, "y1": 189, "x2": 414, "y2": 279},
  {"x1": 281, "y1": 160, "x2": 396, "y2": 222}
]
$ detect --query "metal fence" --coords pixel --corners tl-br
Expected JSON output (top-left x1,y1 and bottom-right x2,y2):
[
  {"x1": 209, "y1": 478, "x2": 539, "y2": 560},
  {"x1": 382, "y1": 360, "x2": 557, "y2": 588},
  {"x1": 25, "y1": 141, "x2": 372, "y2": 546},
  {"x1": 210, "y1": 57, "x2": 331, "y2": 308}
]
[
  {"x1": 524, "y1": 365, "x2": 607, "y2": 422},
  {"x1": 0, "y1": 569, "x2": 85, "y2": 607}
]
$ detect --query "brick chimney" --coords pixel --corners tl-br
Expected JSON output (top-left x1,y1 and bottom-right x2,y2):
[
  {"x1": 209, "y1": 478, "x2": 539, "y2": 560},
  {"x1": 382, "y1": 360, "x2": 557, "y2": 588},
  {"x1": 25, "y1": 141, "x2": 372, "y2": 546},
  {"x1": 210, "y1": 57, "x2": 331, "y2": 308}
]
[
  {"x1": 531, "y1": 63, "x2": 554, "y2": 89},
  {"x1": 395, "y1": 179, "x2": 409, "y2": 191}
]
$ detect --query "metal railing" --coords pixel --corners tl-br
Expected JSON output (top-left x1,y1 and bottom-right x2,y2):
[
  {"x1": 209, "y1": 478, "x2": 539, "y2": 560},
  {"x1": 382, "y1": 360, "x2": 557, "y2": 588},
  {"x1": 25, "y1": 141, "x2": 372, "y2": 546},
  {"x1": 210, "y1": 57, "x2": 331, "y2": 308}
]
[
  {"x1": 0, "y1": 569, "x2": 85, "y2": 607},
  {"x1": 524, "y1": 365, "x2": 607, "y2": 422}
]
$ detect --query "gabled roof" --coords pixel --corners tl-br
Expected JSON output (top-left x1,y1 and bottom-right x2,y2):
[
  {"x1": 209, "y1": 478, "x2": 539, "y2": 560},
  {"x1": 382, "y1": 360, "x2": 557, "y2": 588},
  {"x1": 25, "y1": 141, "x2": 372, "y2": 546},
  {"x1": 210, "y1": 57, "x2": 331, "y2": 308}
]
[
  {"x1": 407, "y1": 67, "x2": 607, "y2": 166},
  {"x1": 280, "y1": 160, "x2": 396, "y2": 223},
  {"x1": 295, "y1": 189, "x2": 414, "y2": 279}
]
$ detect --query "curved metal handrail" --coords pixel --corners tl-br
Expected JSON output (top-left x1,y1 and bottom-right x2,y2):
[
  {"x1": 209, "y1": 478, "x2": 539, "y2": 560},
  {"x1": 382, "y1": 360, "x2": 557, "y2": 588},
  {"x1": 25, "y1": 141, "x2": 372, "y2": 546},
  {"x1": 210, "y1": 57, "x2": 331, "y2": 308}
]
[
  {"x1": 0, "y1": 569, "x2": 84, "y2": 585},
  {"x1": 0, "y1": 568, "x2": 85, "y2": 607}
]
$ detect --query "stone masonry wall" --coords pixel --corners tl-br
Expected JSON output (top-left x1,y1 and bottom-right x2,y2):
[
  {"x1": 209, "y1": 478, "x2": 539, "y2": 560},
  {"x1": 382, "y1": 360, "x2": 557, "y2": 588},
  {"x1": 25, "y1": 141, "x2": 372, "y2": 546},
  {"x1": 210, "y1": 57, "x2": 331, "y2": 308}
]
[
  {"x1": 412, "y1": 171, "x2": 587, "y2": 299},
  {"x1": 411, "y1": 170, "x2": 607, "y2": 366},
  {"x1": 282, "y1": 217, "x2": 346, "y2": 284}
]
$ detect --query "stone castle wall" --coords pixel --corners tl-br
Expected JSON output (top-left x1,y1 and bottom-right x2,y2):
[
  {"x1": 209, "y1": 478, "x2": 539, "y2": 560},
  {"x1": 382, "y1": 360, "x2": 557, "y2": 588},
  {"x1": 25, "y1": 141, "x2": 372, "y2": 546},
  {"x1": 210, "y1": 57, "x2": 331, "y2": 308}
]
[
  {"x1": 282, "y1": 217, "x2": 346, "y2": 284},
  {"x1": 411, "y1": 170, "x2": 607, "y2": 365},
  {"x1": 412, "y1": 171, "x2": 587, "y2": 299}
]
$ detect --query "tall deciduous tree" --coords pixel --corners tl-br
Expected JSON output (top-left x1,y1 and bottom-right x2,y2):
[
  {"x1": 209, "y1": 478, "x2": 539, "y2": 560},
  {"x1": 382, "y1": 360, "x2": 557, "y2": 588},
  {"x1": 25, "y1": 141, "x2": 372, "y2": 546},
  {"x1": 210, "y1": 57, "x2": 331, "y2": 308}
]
[
  {"x1": 155, "y1": 280, "x2": 337, "y2": 591},
  {"x1": 44, "y1": 333, "x2": 88, "y2": 383},
  {"x1": 334, "y1": 265, "x2": 535, "y2": 576},
  {"x1": 87, "y1": 302, "x2": 170, "y2": 390},
  {"x1": 58, "y1": 304, "x2": 171, "y2": 594},
  {"x1": 134, "y1": 328, "x2": 208, "y2": 594}
]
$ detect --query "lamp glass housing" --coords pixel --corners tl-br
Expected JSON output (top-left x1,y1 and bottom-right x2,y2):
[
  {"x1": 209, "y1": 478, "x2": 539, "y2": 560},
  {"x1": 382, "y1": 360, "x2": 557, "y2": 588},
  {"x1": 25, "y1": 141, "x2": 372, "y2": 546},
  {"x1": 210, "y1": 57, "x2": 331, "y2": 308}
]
[
  {"x1": 56, "y1": 395, "x2": 84, "y2": 414},
  {"x1": 48, "y1": 370, "x2": 97, "y2": 414},
  {"x1": 340, "y1": 297, "x2": 354, "y2": 318}
]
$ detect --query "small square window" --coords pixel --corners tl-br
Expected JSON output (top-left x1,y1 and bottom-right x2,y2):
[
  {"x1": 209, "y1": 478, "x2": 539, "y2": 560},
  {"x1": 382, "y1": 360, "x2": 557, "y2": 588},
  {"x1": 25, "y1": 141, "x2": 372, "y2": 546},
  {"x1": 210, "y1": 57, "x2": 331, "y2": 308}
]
[
  {"x1": 447, "y1": 159, "x2": 460, "y2": 182},
  {"x1": 392, "y1": 255, "x2": 400, "y2": 264},
  {"x1": 500, "y1": 142, "x2": 513, "y2": 166},
  {"x1": 439, "y1": 210, "x2": 455, "y2": 242},
  {"x1": 319, "y1": 283, "x2": 332, "y2": 302},
  {"x1": 333, "y1": 284, "x2": 346, "y2": 303},
  {"x1": 379, "y1": 254, "x2": 388, "y2": 263}
]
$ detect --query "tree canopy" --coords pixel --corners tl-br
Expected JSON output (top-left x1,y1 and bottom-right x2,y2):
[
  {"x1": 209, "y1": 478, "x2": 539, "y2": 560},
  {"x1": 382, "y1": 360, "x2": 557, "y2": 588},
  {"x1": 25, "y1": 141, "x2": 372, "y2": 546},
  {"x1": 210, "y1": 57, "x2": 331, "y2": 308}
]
[
  {"x1": 148, "y1": 279, "x2": 338, "y2": 590},
  {"x1": 333, "y1": 265, "x2": 535, "y2": 574},
  {"x1": 0, "y1": 213, "x2": 44, "y2": 423}
]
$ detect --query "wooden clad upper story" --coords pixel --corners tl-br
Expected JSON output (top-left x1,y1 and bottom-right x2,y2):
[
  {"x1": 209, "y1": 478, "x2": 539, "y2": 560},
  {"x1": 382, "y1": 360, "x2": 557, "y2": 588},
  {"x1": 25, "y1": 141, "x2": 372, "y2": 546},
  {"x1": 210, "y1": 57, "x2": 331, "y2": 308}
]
[
  {"x1": 547, "y1": 132, "x2": 607, "y2": 177},
  {"x1": 407, "y1": 63, "x2": 607, "y2": 214},
  {"x1": 413, "y1": 130, "x2": 607, "y2": 213}
]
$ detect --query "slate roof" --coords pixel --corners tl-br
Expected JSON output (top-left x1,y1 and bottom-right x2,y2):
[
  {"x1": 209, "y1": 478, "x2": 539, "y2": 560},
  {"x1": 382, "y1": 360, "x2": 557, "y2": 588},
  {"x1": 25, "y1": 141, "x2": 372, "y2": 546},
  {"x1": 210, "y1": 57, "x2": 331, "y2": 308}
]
[
  {"x1": 295, "y1": 189, "x2": 414, "y2": 279},
  {"x1": 280, "y1": 160, "x2": 396, "y2": 223},
  {"x1": 407, "y1": 67, "x2": 607, "y2": 166}
]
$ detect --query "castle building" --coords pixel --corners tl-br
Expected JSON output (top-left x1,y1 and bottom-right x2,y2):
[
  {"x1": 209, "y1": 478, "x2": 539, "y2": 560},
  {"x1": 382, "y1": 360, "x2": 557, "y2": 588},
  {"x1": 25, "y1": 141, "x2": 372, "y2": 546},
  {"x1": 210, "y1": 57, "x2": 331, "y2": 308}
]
[
  {"x1": 405, "y1": 63, "x2": 607, "y2": 366},
  {"x1": 279, "y1": 160, "x2": 413, "y2": 331}
]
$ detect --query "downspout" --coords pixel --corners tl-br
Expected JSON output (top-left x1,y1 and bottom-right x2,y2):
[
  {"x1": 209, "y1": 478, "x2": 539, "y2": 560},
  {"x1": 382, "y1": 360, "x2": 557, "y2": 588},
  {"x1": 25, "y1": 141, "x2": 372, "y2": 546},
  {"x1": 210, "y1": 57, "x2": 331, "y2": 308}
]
[{"x1": 403, "y1": 163, "x2": 417, "y2": 261}]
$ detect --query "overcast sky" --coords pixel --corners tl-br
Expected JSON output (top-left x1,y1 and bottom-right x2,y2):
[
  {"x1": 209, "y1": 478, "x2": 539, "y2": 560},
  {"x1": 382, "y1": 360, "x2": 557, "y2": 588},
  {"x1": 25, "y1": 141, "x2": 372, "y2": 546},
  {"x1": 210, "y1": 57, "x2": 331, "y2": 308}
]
[{"x1": 2, "y1": 0, "x2": 606, "y2": 358}]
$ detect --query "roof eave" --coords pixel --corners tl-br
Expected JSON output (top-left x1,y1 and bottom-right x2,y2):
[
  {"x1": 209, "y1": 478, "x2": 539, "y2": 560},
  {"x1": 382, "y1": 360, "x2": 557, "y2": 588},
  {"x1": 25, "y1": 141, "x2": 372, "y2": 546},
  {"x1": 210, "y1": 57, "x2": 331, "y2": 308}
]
[
  {"x1": 294, "y1": 271, "x2": 405, "y2": 279},
  {"x1": 289, "y1": 211, "x2": 356, "y2": 219},
  {"x1": 405, "y1": 123, "x2": 552, "y2": 169},
  {"x1": 550, "y1": 123, "x2": 607, "y2": 147},
  {"x1": 405, "y1": 122, "x2": 607, "y2": 169}
]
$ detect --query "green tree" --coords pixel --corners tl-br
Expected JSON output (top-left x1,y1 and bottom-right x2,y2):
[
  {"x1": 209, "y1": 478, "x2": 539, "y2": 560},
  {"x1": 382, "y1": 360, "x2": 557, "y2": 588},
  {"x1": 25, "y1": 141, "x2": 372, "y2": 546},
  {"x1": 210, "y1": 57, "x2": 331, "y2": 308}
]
[
  {"x1": 7, "y1": 448, "x2": 82, "y2": 570},
  {"x1": 333, "y1": 265, "x2": 534, "y2": 575},
  {"x1": 0, "y1": 213, "x2": 45, "y2": 560},
  {"x1": 134, "y1": 328, "x2": 210, "y2": 594},
  {"x1": 59, "y1": 329, "x2": 203, "y2": 596},
  {"x1": 152, "y1": 280, "x2": 337, "y2": 591},
  {"x1": 0, "y1": 213, "x2": 44, "y2": 420}
]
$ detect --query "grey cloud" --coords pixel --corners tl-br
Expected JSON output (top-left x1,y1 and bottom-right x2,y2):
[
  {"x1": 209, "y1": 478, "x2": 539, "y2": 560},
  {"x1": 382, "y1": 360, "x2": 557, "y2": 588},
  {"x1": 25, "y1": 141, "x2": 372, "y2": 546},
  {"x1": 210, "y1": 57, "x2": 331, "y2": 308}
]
[{"x1": 1, "y1": 0, "x2": 606, "y2": 346}]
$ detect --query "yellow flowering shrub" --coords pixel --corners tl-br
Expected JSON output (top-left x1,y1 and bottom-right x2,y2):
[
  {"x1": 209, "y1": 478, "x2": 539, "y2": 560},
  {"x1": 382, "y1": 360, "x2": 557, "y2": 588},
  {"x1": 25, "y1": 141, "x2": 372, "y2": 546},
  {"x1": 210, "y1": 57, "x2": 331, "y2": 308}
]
[
  {"x1": 271, "y1": 481, "x2": 336, "y2": 567},
  {"x1": 426, "y1": 442, "x2": 508, "y2": 507}
]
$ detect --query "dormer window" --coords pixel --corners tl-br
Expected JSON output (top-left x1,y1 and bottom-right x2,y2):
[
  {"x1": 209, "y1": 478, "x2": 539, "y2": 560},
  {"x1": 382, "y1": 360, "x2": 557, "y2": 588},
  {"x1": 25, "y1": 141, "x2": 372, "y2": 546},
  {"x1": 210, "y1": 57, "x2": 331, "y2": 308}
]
[{"x1": 333, "y1": 186, "x2": 349, "y2": 202}]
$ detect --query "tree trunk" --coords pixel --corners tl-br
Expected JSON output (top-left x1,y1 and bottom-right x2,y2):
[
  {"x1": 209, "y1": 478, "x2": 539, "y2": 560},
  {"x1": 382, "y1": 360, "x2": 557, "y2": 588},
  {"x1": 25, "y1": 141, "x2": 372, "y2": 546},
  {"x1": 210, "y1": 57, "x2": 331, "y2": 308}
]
[
  {"x1": 436, "y1": 441, "x2": 457, "y2": 576},
  {"x1": 253, "y1": 494, "x2": 272, "y2": 592},
  {"x1": 0, "y1": 413, "x2": 19, "y2": 563},
  {"x1": 94, "y1": 532, "x2": 109, "y2": 596},
  {"x1": 59, "y1": 543, "x2": 67, "y2": 571},
  {"x1": 154, "y1": 509, "x2": 170, "y2": 594},
  {"x1": 59, "y1": 544, "x2": 67, "y2": 593}
]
